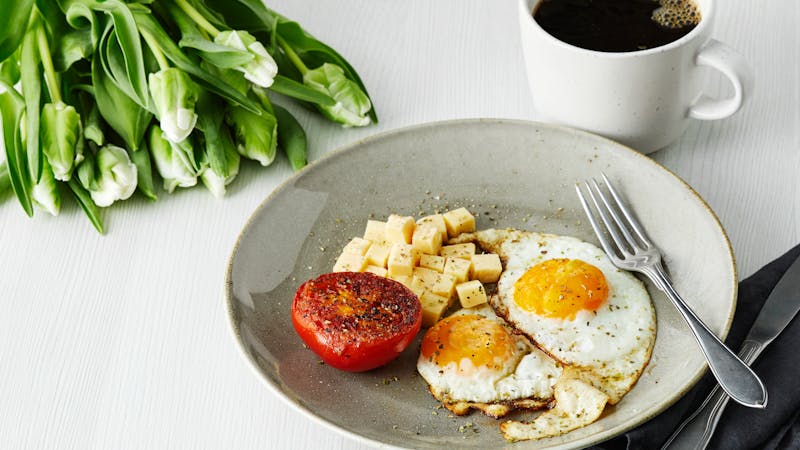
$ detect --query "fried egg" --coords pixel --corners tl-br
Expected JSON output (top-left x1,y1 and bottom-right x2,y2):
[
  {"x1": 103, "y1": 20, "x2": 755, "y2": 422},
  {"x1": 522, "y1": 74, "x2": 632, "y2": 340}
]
[
  {"x1": 416, "y1": 305, "x2": 562, "y2": 418},
  {"x1": 456, "y1": 229, "x2": 656, "y2": 404}
]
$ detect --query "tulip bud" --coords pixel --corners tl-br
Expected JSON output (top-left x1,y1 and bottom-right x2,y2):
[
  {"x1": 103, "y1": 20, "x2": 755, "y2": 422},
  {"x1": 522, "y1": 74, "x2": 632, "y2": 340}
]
[
  {"x1": 149, "y1": 68, "x2": 199, "y2": 143},
  {"x1": 199, "y1": 140, "x2": 240, "y2": 198},
  {"x1": 40, "y1": 101, "x2": 84, "y2": 181},
  {"x1": 148, "y1": 126, "x2": 198, "y2": 193},
  {"x1": 226, "y1": 105, "x2": 277, "y2": 166},
  {"x1": 90, "y1": 145, "x2": 138, "y2": 207},
  {"x1": 303, "y1": 63, "x2": 372, "y2": 127},
  {"x1": 214, "y1": 30, "x2": 277, "y2": 88}
]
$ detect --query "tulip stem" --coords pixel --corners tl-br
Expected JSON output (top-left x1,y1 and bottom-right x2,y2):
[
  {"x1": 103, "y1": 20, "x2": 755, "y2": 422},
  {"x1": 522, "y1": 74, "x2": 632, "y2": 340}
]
[
  {"x1": 174, "y1": 0, "x2": 220, "y2": 38},
  {"x1": 277, "y1": 35, "x2": 308, "y2": 75},
  {"x1": 36, "y1": 24, "x2": 61, "y2": 104},
  {"x1": 140, "y1": 29, "x2": 170, "y2": 71}
]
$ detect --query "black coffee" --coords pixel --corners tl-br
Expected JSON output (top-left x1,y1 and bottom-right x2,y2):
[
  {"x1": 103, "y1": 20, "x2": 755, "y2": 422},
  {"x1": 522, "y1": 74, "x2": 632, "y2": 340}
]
[{"x1": 533, "y1": 0, "x2": 701, "y2": 52}]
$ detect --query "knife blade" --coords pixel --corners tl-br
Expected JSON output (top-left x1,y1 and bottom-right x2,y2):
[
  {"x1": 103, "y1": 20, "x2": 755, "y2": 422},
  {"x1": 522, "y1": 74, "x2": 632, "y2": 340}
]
[{"x1": 662, "y1": 252, "x2": 800, "y2": 450}]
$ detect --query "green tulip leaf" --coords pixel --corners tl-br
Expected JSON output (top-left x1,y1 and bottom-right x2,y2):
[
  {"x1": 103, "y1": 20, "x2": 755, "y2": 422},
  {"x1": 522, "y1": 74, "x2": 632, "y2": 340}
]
[
  {"x1": 129, "y1": 140, "x2": 157, "y2": 201},
  {"x1": 91, "y1": 54, "x2": 152, "y2": 151},
  {"x1": 20, "y1": 10, "x2": 42, "y2": 181},
  {"x1": 0, "y1": 0, "x2": 35, "y2": 63},
  {"x1": 272, "y1": 104, "x2": 306, "y2": 171},
  {"x1": 0, "y1": 87, "x2": 33, "y2": 216},
  {"x1": 270, "y1": 75, "x2": 335, "y2": 106},
  {"x1": 68, "y1": 177, "x2": 104, "y2": 233}
]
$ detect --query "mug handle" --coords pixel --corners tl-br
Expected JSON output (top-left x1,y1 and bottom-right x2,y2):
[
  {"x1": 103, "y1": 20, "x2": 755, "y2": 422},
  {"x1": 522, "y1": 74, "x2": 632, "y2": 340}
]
[{"x1": 688, "y1": 39, "x2": 754, "y2": 120}]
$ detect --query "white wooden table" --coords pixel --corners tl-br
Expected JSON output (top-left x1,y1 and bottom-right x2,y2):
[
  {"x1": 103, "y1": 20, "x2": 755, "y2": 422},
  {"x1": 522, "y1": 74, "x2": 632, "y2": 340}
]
[{"x1": 1, "y1": 1, "x2": 797, "y2": 449}]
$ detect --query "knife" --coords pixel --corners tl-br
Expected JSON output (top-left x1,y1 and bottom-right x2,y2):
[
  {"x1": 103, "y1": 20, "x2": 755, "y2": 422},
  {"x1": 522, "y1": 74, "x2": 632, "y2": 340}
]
[{"x1": 661, "y1": 252, "x2": 800, "y2": 450}]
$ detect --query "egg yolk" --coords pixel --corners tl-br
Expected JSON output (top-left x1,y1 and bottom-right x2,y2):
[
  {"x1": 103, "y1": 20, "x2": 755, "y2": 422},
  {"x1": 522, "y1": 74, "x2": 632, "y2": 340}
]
[
  {"x1": 420, "y1": 314, "x2": 515, "y2": 371},
  {"x1": 513, "y1": 258, "x2": 609, "y2": 319}
]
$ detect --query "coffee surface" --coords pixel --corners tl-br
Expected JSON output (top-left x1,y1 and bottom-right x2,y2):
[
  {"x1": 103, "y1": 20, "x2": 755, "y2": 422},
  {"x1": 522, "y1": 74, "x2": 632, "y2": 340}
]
[{"x1": 533, "y1": 0, "x2": 700, "y2": 52}]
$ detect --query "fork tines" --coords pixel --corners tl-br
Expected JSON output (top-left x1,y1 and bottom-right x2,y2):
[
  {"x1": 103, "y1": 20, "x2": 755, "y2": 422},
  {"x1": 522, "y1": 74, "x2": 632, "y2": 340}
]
[{"x1": 575, "y1": 173, "x2": 653, "y2": 263}]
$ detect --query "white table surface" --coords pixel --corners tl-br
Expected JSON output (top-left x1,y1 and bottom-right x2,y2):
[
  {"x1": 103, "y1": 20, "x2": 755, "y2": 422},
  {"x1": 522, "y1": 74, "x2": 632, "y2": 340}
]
[{"x1": 2, "y1": 1, "x2": 798, "y2": 449}]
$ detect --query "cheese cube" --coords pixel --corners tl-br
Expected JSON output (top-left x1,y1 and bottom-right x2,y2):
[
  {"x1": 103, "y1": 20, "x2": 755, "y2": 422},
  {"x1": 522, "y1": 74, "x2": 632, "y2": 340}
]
[
  {"x1": 440, "y1": 243, "x2": 476, "y2": 260},
  {"x1": 419, "y1": 254, "x2": 445, "y2": 273},
  {"x1": 443, "y1": 207, "x2": 475, "y2": 237},
  {"x1": 364, "y1": 265, "x2": 388, "y2": 277},
  {"x1": 385, "y1": 214, "x2": 415, "y2": 244},
  {"x1": 412, "y1": 266, "x2": 439, "y2": 285},
  {"x1": 471, "y1": 253, "x2": 503, "y2": 283},
  {"x1": 387, "y1": 243, "x2": 419, "y2": 277},
  {"x1": 363, "y1": 220, "x2": 386, "y2": 242},
  {"x1": 389, "y1": 274, "x2": 413, "y2": 289},
  {"x1": 365, "y1": 241, "x2": 392, "y2": 267},
  {"x1": 456, "y1": 280, "x2": 488, "y2": 308},
  {"x1": 420, "y1": 291, "x2": 450, "y2": 327},
  {"x1": 408, "y1": 276, "x2": 427, "y2": 298},
  {"x1": 417, "y1": 214, "x2": 448, "y2": 241},
  {"x1": 413, "y1": 267, "x2": 457, "y2": 300},
  {"x1": 333, "y1": 253, "x2": 367, "y2": 272},
  {"x1": 342, "y1": 237, "x2": 372, "y2": 255},
  {"x1": 411, "y1": 223, "x2": 442, "y2": 255},
  {"x1": 444, "y1": 257, "x2": 471, "y2": 283}
]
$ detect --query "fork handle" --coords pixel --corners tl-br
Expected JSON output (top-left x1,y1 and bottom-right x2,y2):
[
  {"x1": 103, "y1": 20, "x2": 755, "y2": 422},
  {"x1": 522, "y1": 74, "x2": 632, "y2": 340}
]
[
  {"x1": 648, "y1": 265, "x2": 767, "y2": 408},
  {"x1": 661, "y1": 340, "x2": 764, "y2": 450}
]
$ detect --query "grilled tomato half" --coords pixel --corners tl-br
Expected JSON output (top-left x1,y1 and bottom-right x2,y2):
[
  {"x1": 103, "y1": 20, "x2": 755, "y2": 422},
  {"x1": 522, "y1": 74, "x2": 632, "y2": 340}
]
[{"x1": 292, "y1": 272, "x2": 422, "y2": 372}]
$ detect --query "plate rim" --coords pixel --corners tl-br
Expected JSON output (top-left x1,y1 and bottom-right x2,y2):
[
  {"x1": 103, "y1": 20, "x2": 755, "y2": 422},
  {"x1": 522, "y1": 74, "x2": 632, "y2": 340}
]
[{"x1": 224, "y1": 118, "x2": 738, "y2": 449}]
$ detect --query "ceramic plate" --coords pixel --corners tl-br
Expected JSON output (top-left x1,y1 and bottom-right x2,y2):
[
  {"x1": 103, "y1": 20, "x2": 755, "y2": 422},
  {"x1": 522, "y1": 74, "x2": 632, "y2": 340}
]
[{"x1": 226, "y1": 119, "x2": 736, "y2": 449}]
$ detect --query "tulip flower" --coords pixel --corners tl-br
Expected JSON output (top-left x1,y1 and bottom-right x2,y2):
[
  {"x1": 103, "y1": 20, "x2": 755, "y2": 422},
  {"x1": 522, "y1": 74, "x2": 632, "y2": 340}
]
[
  {"x1": 213, "y1": 30, "x2": 277, "y2": 88},
  {"x1": 226, "y1": 104, "x2": 277, "y2": 166},
  {"x1": 199, "y1": 139, "x2": 240, "y2": 198},
  {"x1": 303, "y1": 63, "x2": 372, "y2": 127},
  {"x1": 148, "y1": 126, "x2": 197, "y2": 192},
  {"x1": 149, "y1": 67, "x2": 199, "y2": 143},
  {"x1": 89, "y1": 145, "x2": 138, "y2": 207},
  {"x1": 39, "y1": 101, "x2": 85, "y2": 181}
]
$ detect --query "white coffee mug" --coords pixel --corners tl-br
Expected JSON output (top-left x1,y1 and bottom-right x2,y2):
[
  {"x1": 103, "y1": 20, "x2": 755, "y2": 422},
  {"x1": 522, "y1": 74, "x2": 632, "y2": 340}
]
[{"x1": 518, "y1": 0, "x2": 753, "y2": 153}]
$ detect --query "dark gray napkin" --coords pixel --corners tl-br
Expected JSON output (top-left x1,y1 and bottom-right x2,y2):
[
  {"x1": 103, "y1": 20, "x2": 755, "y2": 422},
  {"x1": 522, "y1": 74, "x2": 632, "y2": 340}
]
[{"x1": 589, "y1": 244, "x2": 800, "y2": 450}]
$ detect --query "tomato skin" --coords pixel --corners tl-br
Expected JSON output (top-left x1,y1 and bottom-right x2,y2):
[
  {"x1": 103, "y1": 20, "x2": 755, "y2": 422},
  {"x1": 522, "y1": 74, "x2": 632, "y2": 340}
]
[{"x1": 292, "y1": 272, "x2": 422, "y2": 372}]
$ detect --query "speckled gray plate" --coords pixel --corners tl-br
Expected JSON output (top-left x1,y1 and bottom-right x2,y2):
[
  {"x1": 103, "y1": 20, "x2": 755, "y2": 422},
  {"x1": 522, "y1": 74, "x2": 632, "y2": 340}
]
[{"x1": 226, "y1": 119, "x2": 736, "y2": 449}]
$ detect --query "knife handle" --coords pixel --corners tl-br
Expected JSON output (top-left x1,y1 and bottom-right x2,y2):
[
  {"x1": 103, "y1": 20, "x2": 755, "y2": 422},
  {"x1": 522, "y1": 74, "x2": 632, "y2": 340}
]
[{"x1": 661, "y1": 340, "x2": 764, "y2": 450}]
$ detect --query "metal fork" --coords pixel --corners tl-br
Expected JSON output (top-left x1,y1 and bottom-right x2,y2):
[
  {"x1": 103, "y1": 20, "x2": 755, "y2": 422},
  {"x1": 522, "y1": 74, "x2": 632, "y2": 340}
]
[{"x1": 575, "y1": 173, "x2": 767, "y2": 408}]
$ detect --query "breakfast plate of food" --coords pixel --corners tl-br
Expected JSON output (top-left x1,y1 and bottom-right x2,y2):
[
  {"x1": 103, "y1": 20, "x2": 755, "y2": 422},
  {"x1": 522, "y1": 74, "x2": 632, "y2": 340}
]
[{"x1": 225, "y1": 119, "x2": 736, "y2": 448}]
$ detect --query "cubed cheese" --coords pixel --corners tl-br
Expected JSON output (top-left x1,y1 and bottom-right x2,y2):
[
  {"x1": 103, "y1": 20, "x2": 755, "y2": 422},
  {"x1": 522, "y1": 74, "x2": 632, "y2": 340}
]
[
  {"x1": 417, "y1": 214, "x2": 448, "y2": 241},
  {"x1": 387, "y1": 243, "x2": 419, "y2": 277},
  {"x1": 365, "y1": 241, "x2": 392, "y2": 267},
  {"x1": 413, "y1": 267, "x2": 457, "y2": 299},
  {"x1": 408, "y1": 276, "x2": 427, "y2": 298},
  {"x1": 363, "y1": 220, "x2": 386, "y2": 242},
  {"x1": 332, "y1": 253, "x2": 367, "y2": 272},
  {"x1": 419, "y1": 254, "x2": 445, "y2": 273},
  {"x1": 420, "y1": 291, "x2": 450, "y2": 327},
  {"x1": 444, "y1": 257, "x2": 471, "y2": 283},
  {"x1": 443, "y1": 207, "x2": 475, "y2": 237},
  {"x1": 456, "y1": 280, "x2": 488, "y2": 308},
  {"x1": 388, "y1": 273, "x2": 413, "y2": 289},
  {"x1": 471, "y1": 253, "x2": 503, "y2": 283},
  {"x1": 440, "y1": 243, "x2": 476, "y2": 260},
  {"x1": 342, "y1": 237, "x2": 372, "y2": 255},
  {"x1": 385, "y1": 214, "x2": 415, "y2": 244},
  {"x1": 411, "y1": 223, "x2": 442, "y2": 255},
  {"x1": 364, "y1": 265, "x2": 388, "y2": 277}
]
